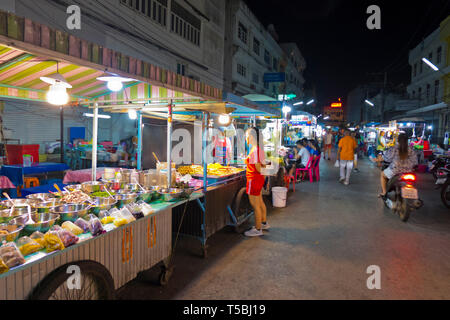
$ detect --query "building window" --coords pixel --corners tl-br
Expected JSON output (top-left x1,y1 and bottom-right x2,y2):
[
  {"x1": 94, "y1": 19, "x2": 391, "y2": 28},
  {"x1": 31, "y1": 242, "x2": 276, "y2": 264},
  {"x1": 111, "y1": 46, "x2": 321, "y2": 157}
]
[
  {"x1": 121, "y1": 0, "x2": 167, "y2": 26},
  {"x1": 264, "y1": 82, "x2": 269, "y2": 89},
  {"x1": 435, "y1": 80, "x2": 440, "y2": 100},
  {"x1": 238, "y1": 22, "x2": 247, "y2": 44},
  {"x1": 253, "y1": 38, "x2": 260, "y2": 56},
  {"x1": 273, "y1": 58, "x2": 278, "y2": 72},
  {"x1": 177, "y1": 63, "x2": 186, "y2": 76},
  {"x1": 418, "y1": 87, "x2": 422, "y2": 101},
  {"x1": 413, "y1": 63, "x2": 417, "y2": 77},
  {"x1": 252, "y1": 73, "x2": 259, "y2": 84},
  {"x1": 437, "y1": 46, "x2": 442, "y2": 64},
  {"x1": 426, "y1": 84, "x2": 431, "y2": 100},
  {"x1": 420, "y1": 60, "x2": 423, "y2": 74},
  {"x1": 264, "y1": 50, "x2": 271, "y2": 65},
  {"x1": 237, "y1": 63, "x2": 246, "y2": 77},
  {"x1": 412, "y1": 90, "x2": 415, "y2": 98},
  {"x1": 428, "y1": 52, "x2": 433, "y2": 61},
  {"x1": 170, "y1": 1, "x2": 201, "y2": 46}
]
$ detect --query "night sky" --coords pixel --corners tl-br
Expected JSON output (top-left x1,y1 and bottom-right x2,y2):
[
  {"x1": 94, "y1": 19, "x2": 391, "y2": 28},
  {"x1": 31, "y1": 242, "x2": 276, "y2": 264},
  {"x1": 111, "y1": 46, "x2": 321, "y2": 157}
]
[{"x1": 245, "y1": 0, "x2": 450, "y2": 108}]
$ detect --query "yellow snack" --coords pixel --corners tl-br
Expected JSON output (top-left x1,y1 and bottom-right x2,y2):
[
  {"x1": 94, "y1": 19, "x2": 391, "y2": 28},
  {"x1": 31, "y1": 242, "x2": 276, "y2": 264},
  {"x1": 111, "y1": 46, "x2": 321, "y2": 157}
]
[
  {"x1": 113, "y1": 218, "x2": 128, "y2": 227},
  {"x1": 101, "y1": 216, "x2": 115, "y2": 225},
  {"x1": 61, "y1": 221, "x2": 83, "y2": 236},
  {"x1": 19, "y1": 242, "x2": 43, "y2": 256},
  {"x1": 44, "y1": 232, "x2": 65, "y2": 253},
  {"x1": 0, "y1": 257, "x2": 9, "y2": 274}
]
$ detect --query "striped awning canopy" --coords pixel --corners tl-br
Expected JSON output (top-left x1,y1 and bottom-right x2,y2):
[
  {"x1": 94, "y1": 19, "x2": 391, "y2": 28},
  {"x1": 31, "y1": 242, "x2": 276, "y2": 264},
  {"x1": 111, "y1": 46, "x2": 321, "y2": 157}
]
[{"x1": 0, "y1": 44, "x2": 188, "y2": 103}]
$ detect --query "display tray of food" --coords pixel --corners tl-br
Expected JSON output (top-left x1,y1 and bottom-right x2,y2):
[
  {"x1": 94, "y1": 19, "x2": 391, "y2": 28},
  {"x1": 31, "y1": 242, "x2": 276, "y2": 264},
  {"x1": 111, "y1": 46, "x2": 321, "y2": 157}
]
[{"x1": 178, "y1": 163, "x2": 245, "y2": 180}]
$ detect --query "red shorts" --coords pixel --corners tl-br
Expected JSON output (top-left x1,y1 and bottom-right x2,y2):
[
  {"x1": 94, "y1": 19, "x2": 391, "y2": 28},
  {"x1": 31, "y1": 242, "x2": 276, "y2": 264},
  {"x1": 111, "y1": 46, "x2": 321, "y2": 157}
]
[
  {"x1": 247, "y1": 176, "x2": 265, "y2": 196},
  {"x1": 325, "y1": 144, "x2": 332, "y2": 150}
]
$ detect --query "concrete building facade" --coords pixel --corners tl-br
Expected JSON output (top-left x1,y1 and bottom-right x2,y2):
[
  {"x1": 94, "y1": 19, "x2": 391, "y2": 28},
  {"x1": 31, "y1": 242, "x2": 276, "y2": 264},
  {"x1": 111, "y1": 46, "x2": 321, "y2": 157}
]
[{"x1": 223, "y1": 0, "x2": 305, "y2": 100}]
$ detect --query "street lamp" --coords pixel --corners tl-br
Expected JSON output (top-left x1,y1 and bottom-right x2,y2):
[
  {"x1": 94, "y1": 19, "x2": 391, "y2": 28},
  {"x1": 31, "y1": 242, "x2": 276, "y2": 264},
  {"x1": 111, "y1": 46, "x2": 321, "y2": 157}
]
[
  {"x1": 365, "y1": 100, "x2": 374, "y2": 107},
  {"x1": 324, "y1": 116, "x2": 330, "y2": 120},
  {"x1": 422, "y1": 57, "x2": 439, "y2": 71},
  {"x1": 282, "y1": 105, "x2": 292, "y2": 114},
  {"x1": 293, "y1": 101, "x2": 304, "y2": 106},
  {"x1": 306, "y1": 99, "x2": 315, "y2": 105}
]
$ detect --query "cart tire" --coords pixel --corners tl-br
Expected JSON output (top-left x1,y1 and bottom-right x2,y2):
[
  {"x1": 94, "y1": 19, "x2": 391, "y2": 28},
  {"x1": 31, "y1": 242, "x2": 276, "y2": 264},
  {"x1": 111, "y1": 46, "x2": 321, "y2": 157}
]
[
  {"x1": 29, "y1": 261, "x2": 115, "y2": 300},
  {"x1": 232, "y1": 187, "x2": 252, "y2": 221}
]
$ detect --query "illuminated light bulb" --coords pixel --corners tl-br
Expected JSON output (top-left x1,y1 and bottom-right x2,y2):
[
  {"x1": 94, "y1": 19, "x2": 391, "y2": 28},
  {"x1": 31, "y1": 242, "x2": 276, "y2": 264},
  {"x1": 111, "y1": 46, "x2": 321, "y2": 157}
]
[
  {"x1": 46, "y1": 83, "x2": 69, "y2": 105},
  {"x1": 218, "y1": 114, "x2": 231, "y2": 125},
  {"x1": 128, "y1": 109, "x2": 137, "y2": 120},
  {"x1": 107, "y1": 80, "x2": 124, "y2": 92}
]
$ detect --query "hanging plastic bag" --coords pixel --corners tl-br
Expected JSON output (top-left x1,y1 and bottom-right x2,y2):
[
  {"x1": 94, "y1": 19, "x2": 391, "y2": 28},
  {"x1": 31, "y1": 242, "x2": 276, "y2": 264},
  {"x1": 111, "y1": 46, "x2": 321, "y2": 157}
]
[
  {"x1": 17, "y1": 236, "x2": 44, "y2": 256},
  {"x1": 74, "y1": 218, "x2": 90, "y2": 233},
  {"x1": 334, "y1": 160, "x2": 340, "y2": 168},
  {"x1": 44, "y1": 230, "x2": 65, "y2": 253},
  {"x1": 0, "y1": 242, "x2": 26, "y2": 268}
]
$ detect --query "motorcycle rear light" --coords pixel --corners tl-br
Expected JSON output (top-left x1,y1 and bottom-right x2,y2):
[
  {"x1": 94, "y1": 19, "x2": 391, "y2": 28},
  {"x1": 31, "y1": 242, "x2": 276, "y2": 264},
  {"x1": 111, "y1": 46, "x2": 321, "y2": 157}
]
[{"x1": 401, "y1": 174, "x2": 416, "y2": 182}]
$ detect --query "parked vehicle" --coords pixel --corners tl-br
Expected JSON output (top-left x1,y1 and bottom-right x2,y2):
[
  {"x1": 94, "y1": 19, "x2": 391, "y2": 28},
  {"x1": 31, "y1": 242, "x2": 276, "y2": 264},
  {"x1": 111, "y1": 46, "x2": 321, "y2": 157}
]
[
  {"x1": 430, "y1": 156, "x2": 450, "y2": 181},
  {"x1": 435, "y1": 167, "x2": 450, "y2": 209}
]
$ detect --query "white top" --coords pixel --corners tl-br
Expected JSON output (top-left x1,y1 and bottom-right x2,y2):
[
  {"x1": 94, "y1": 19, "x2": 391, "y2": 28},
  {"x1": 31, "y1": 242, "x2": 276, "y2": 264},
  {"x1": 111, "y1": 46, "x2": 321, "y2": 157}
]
[
  {"x1": 299, "y1": 147, "x2": 311, "y2": 167},
  {"x1": 325, "y1": 133, "x2": 333, "y2": 145}
]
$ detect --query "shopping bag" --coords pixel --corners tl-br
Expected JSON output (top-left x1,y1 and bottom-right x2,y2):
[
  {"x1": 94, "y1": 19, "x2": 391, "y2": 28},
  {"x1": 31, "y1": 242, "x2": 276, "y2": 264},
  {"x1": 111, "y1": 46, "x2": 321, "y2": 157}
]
[{"x1": 334, "y1": 160, "x2": 340, "y2": 168}]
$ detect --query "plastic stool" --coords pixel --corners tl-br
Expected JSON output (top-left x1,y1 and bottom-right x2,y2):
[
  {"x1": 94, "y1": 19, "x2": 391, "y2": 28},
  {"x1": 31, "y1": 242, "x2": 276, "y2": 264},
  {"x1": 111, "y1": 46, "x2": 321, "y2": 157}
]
[
  {"x1": 284, "y1": 175, "x2": 295, "y2": 192},
  {"x1": 24, "y1": 177, "x2": 40, "y2": 189}
]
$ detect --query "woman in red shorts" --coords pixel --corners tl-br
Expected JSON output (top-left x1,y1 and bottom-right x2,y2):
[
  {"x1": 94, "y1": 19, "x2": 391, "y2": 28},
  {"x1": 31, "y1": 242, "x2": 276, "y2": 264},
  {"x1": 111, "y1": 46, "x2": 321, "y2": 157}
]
[{"x1": 244, "y1": 127, "x2": 270, "y2": 237}]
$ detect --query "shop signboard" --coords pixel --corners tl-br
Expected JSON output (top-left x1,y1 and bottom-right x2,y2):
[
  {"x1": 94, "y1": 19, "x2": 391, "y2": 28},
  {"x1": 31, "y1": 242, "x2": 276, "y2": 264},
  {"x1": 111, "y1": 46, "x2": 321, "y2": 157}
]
[{"x1": 264, "y1": 73, "x2": 286, "y2": 83}]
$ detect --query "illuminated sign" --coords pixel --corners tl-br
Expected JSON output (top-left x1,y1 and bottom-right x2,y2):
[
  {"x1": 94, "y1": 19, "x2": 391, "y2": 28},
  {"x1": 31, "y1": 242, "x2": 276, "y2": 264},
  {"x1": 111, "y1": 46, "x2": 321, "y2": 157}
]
[{"x1": 331, "y1": 103, "x2": 342, "y2": 108}]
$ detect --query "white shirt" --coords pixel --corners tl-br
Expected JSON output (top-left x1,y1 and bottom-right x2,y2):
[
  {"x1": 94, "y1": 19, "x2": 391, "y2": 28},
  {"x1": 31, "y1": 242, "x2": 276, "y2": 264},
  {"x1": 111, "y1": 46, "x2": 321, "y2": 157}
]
[
  {"x1": 325, "y1": 133, "x2": 333, "y2": 145},
  {"x1": 298, "y1": 147, "x2": 311, "y2": 167}
]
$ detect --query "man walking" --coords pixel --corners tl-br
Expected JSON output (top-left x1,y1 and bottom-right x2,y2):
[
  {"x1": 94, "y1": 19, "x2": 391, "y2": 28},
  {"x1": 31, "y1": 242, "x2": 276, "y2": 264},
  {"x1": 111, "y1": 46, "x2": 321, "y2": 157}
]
[
  {"x1": 324, "y1": 129, "x2": 333, "y2": 161},
  {"x1": 338, "y1": 129, "x2": 357, "y2": 185}
]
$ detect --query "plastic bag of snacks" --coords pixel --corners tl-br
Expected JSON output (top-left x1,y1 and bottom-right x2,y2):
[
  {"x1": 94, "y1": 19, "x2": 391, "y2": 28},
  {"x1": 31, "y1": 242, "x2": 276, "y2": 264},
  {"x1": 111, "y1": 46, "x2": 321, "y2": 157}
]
[
  {"x1": 57, "y1": 229, "x2": 79, "y2": 247},
  {"x1": 87, "y1": 215, "x2": 105, "y2": 237},
  {"x1": 136, "y1": 201, "x2": 154, "y2": 217},
  {"x1": 74, "y1": 218, "x2": 90, "y2": 233},
  {"x1": 30, "y1": 231, "x2": 46, "y2": 247},
  {"x1": 51, "y1": 225, "x2": 62, "y2": 232},
  {"x1": 110, "y1": 210, "x2": 128, "y2": 227},
  {"x1": 17, "y1": 236, "x2": 44, "y2": 256},
  {"x1": 99, "y1": 210, "x2": 115, "y2": 225},
  {"x1": 0, "y1": 242, "x2": 26, "y2": 268},
  {"x1": 120, "y1": 207, "x2": 136, "y2": 224},
  {"x1": 126, "y1": 203, "x2": 144, "y2": 220},
  {"x1": 62, "y1": 221, "x2": 84, "y2": 236},
  {"x1": 0, "y1": 257, "x2": 9, "y2": 274},
  {"x1": 44, "y1": 230, "x2": 65, "y2": 253}
]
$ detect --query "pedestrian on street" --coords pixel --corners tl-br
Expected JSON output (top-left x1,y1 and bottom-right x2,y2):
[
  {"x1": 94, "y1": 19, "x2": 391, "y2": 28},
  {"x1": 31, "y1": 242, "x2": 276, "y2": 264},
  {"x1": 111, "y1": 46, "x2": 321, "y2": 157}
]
[
  {"x1": 338, "y1": 129, "x2": 358, "y2": 185},
  {"x1": 324, "y1": 129, "x2": 333, "y2": 161},
  {"x1": 244, "y1": 127, "x2": 270, "y2": 237},
  {"x1": 351, "y1": 131, "x2": 360, "y2": 173}
]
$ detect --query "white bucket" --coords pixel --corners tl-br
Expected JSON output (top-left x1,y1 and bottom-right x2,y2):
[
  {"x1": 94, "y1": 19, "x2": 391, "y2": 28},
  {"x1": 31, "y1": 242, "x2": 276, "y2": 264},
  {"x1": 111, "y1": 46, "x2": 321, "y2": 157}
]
[{"x1": 272, "y1": 187, "x2": 288, "y2": 208}]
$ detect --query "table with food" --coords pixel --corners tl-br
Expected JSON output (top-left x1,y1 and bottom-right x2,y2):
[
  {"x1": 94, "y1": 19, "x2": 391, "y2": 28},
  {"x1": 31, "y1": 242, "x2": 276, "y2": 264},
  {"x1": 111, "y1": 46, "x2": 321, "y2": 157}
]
[{"x1": 0, "y1": 171, "x2": 203, "y2": 300}]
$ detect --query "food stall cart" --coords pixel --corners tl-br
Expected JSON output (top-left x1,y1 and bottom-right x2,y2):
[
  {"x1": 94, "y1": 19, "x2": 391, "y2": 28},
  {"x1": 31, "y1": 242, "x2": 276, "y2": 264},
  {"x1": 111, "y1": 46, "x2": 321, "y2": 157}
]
[{"x1": 0, "y1": 9, "x2": 225, "y2": 299}]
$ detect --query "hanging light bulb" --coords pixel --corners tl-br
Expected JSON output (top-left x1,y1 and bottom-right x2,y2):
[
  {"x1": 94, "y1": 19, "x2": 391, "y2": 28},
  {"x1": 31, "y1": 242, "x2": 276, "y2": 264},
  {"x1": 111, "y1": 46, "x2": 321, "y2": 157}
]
[
  {"x1": 40, "y1": 64, "x2": 72, "y2": 106},
  {"x1": 46, "y1": 83, "x2": 70, "y2": 105},
  {"x1": 97, "y1": 75, "x2": 136, "y2": 92},
  {"x1": 107, "y1": 79, "x2": 124, "y2": 92},
  {"x1": 128, "y1": 109, "x2": 137, "y2": 120}
]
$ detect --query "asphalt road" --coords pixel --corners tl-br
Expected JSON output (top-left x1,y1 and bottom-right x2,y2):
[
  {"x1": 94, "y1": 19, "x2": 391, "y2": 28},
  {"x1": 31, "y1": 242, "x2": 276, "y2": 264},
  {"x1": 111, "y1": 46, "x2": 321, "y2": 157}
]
[{"x1": 117, "y1": 156, "x2": 450, "y2": 300}]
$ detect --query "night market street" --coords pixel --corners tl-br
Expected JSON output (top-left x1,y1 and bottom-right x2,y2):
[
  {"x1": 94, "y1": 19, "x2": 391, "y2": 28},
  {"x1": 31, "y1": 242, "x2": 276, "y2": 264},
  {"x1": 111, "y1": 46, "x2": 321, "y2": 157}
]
[{"x1": 118, "y1": 156, "x2": 450, "y2": 300}]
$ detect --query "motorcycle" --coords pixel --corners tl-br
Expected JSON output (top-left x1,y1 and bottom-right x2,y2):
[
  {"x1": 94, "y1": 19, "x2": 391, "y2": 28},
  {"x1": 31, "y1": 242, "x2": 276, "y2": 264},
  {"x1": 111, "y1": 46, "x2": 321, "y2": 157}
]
[
  {"x1": 381, "y1": 160, "x2": 424, "y2": 222},
  {"x1": 429, "y1": 156, "x2": 450, "y2": 181},
  {"x1": 435, "y1": 167, "x2": 450, "y2": 209}
]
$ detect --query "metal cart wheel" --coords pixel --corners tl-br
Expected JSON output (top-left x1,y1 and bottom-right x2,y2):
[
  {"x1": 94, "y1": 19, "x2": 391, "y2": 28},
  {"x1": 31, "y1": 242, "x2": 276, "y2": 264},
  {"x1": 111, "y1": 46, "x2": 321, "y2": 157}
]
[
  {"x1": 30, "y1": 261, "x2": 115, "y2": 300},
  {"x1": 232, "y1": 188, "x2": 252, "y2": 223}
]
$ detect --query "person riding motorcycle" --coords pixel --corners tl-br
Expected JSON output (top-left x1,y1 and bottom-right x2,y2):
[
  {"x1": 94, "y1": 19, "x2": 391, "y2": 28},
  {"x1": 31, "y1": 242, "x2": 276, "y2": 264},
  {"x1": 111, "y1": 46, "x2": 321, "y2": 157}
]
[{"x1": 376, "y1": 133, "x2": 418, "y2": 198}]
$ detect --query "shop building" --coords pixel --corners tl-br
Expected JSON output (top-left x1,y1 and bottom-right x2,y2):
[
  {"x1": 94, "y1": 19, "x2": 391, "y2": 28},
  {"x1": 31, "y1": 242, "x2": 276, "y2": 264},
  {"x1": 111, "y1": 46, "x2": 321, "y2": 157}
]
[
  {"x1": 223, "y1": 0, "x2": 305, "y2": 100},
  {"x1": 406, "y1": 16, "x2": 449, "y2": 143}
]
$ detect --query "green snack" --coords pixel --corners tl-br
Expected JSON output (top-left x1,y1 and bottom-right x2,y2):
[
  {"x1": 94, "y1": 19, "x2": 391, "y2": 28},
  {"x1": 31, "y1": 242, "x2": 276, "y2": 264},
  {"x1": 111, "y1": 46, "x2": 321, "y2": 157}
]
[{"x1": 91, "y1": 192, "x2": 115, "y2": 198}]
